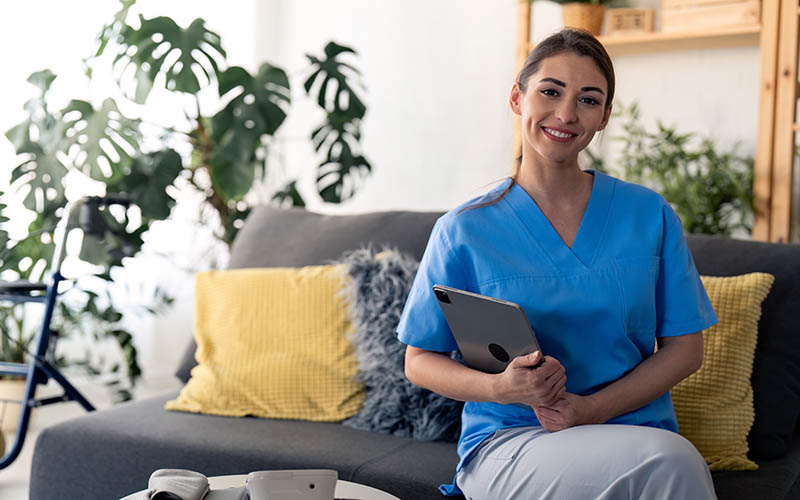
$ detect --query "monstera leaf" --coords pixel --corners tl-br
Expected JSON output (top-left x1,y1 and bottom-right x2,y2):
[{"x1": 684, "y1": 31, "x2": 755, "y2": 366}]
[
  {"x1": 6, "y1": 70, "x2": 64, "y2": 172},
  {"x1": 272, "y1": 181, "x2": 306, "y2": 208},
  {"x1": 316, "y1": 139, "x2": 371, "y2": 203},
  {"x1": 304, "y1": 42, "x2": 366, "y2": 120},
  {"x1": 0, "y1": 201, "x2": 9, "y2": 254},
  {"x1": 6, "y1": 70, "x2": 61, "y2": 148},
  {"x1": 92, "y1": 0, "x2": 136, "y2": 60},
  {"x1": 109, "y1": 149, "x2": 182, "y2": 220},
  {"x1": 9, "y1": 142, "x2": 68, "y2": 211},
  {"x1": 304, "y1": 42, "x2": 371, "y2": 203},
  {"x1": 208, "y1": 63, "x2": 290, "y2": 200},
  {"x1": 3, "y1": 207, "x2": 59, "y2": 282},
  {"x1": 113, "y1": 16, "x2": 226, "y2": 102},
  {"x1": 61, "y1": 98, "x2": 141, "y2": 183}
]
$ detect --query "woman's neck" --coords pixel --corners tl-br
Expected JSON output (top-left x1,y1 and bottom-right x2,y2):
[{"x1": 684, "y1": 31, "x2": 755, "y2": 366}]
[{"x1": 516, "y1": 158, "x2": 593, "y2": 209}]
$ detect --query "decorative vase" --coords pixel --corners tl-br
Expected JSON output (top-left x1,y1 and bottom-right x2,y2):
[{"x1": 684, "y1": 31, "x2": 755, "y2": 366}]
[
  {"x1": 562, "y1": 3, "x2": 606, "y2": 36},
  {"x1": 0, "y1": 378, "x2": 28, "y2": 437}
]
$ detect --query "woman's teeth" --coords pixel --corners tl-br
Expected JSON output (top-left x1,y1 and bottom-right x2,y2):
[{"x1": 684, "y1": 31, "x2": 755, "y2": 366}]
[{"x1": 544, "y1": 127, "x2": 575, "y2": 138}]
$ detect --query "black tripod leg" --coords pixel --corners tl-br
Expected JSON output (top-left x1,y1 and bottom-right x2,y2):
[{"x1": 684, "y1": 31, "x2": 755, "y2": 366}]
[{"x1": 36, "y1": 360, "x2": 95, "y2": 412}]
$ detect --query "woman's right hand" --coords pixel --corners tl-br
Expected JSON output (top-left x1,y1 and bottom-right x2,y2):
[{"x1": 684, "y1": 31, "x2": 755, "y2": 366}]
[{"x1": 494, "y1": 351, "x2": 566, "y2": 408}]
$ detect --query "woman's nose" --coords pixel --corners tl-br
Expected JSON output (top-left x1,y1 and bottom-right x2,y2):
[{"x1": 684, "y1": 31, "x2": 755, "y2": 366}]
[{"x1": 556, "y1": 100, "x2": 578, "y2": 123}]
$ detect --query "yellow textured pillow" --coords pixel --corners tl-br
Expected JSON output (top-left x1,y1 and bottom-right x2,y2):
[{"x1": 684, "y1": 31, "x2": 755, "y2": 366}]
[
  {"x1": 166, "y1": 265, "x2": 365, "y2": 422},
  {"x1": 672, "y1": 272, "x2": 774, "y2": 471}
]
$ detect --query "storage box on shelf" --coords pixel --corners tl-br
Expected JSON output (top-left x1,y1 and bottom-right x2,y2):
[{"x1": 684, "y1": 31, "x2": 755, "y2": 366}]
[
  {"x1": 606, "y1": 8, "x2": 655, "y2": 37},
  {"x1": 661, "y1": 0, "x2": 761, "y2": 33}
]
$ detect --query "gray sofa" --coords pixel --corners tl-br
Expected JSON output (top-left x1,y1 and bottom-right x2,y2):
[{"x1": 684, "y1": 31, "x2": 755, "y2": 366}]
[{"x1": 30, "y1": 207, "x2": 800, "y2": 500}]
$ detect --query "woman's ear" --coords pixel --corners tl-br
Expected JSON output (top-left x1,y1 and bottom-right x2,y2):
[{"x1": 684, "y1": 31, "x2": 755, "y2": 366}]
[
  {"x1": 509, "y1": 82, "x2": 523, "y2": 116},
  {"x1": 597, "y1": 103, "x2": 613, "y2": 131}
]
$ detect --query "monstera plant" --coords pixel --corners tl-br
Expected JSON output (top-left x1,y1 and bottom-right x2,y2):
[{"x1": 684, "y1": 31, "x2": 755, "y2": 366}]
[
  {"x1": 91, "y1": 1, "x2": 372, "y2": 238},
  {"x1": 1, "y1": 0, "x2": 372, "y2": 400}
]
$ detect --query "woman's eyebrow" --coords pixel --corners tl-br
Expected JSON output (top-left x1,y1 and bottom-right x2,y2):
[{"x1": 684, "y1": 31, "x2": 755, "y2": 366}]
[
  {"x1": 540, "y1": 77, "x2": 566, "y2": 87},
  {"x1": 539, "y1": 77, "x2": 605, "y2": 95}
]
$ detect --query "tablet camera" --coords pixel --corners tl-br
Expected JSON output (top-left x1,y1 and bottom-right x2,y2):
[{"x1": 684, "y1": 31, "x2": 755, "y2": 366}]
[
  {"x1": 488, "y1": 343, "x2": 510, "y2": 363},
  {"x1": 434, "y1": 289, "x2": 451, "y2": 303}
]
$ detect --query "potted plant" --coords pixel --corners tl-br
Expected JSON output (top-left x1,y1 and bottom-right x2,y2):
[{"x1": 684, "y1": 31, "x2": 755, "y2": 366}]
[
  {"x1": 586, "y1": 102, "x2": 754, "y2": 236},
  {"x1": 2, "y1": 0, "x2": 372, "y2": 414},
  {"x1": 551, "y1": 0, "x2": 611, "y2": 36}
]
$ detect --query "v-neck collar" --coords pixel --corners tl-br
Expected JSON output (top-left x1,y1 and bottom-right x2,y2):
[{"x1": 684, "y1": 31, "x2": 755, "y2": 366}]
[{"x1": 503, "y1": 170, "x2": 615, "y2": 272}]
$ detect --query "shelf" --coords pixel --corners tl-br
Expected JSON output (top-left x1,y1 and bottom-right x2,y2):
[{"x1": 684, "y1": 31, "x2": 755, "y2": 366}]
[{"x1": 598, "y1": 26, "x2": 761, "y2": 56}]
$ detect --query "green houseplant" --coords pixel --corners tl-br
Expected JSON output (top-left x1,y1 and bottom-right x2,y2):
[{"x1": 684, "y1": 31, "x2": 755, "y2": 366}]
[
  {"x1": 588, "y1": 102, "x2": 754, "y2": 236},
  {"x1": 1, "y1": 0, "x2": 372, "y2": 402}
]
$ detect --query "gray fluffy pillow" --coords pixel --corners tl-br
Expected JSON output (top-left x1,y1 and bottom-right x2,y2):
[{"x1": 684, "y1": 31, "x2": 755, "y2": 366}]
[{"x1": 338, "y1": 247, "x2": 462, "y2": 442}]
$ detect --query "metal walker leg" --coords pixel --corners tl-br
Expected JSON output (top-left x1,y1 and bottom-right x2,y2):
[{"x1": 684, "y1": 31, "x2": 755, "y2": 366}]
[
  {"x1": 0, "y1": 271, "x2": 95, "y2": 470},
  {"x1": 0, "y1": 195, "x2": 129, "y2": 469}
]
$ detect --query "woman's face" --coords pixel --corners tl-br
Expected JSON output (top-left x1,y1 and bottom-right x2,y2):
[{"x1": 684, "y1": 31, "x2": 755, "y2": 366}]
[{"x1": 510, "y1": 52, "x2": 611, "y2": 167}]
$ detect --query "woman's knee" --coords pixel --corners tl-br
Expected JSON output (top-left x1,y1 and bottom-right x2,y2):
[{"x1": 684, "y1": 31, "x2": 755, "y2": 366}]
[{"x1": 648, "y1": 429, "x2": 706, "y2": 466}]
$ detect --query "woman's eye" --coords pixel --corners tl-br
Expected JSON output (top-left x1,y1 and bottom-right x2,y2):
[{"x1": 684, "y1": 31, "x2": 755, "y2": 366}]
[
  {"x1": 580, "y1": 97, "x2": 600, "y2": 106},
  {"x1": 540, "y1": 88, "x2": 557, "y2": 97}
]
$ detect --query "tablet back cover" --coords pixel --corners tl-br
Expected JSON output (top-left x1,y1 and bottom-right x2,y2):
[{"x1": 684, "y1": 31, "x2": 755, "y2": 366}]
[{"x1": 434, "y1": 285, "x2": 541, "y2": 374}]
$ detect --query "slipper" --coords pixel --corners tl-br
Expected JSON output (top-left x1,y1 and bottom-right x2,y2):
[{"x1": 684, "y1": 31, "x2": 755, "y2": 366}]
[{"x1": 144, "y1": 469, "x2": 210, "y2": 500}]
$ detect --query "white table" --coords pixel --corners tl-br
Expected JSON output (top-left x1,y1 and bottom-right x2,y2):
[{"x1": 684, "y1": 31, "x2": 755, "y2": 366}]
[{"x1": 120, "y1": 474, "x2": 401, "y2": 500}]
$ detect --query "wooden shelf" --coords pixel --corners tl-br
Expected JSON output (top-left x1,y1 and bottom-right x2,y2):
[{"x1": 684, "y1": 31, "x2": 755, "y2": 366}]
[
  {"x1": 525, "y1": 26, "x2": 761, "y2": 56},
  {"x1": 597, "y1": 26, "x2": 761, "y2": 56}
]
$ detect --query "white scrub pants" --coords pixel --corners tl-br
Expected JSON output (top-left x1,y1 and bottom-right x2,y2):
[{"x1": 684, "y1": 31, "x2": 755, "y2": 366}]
[{"x1": 457, "y1": 424, "x2": 717, "y2": 500}]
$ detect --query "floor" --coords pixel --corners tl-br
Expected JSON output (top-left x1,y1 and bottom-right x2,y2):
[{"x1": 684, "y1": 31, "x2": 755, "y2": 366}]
[{"x1": 0, "y1": 374, "x2": 182, "y2": 499}]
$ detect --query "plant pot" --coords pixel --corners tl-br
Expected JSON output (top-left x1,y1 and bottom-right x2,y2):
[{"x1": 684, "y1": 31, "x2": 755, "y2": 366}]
[
  {"x1": 562, "y1": 3, "x2": 606, "y2": 36},
  {"x1": 0, "y1": 378, "x2": 28, "y2": 437}
]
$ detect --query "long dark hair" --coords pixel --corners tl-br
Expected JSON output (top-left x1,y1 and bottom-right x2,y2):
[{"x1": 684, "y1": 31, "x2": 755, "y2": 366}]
[{"x1": 463, "y1": 28, "x2": 615, "y2": 213}]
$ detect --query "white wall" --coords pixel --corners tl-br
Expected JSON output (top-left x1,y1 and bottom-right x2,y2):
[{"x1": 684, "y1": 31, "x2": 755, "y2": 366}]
[
  {"x1": 253, "y1": 0, "x2": 520, "y2": 214},
  {"x1": 254, "y1": 0, "x2": 760, "y2": 215}
]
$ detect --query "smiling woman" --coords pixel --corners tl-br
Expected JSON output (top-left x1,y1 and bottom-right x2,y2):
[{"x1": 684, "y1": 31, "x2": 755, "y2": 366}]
[{"x1": 399, "y1": 29, "x2": 718, "y2": 500}]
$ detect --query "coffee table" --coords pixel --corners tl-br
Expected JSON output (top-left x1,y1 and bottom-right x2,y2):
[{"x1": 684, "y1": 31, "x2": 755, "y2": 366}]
[{"x1": 120, "y1": 474, "x2": 401, "y2": 500}]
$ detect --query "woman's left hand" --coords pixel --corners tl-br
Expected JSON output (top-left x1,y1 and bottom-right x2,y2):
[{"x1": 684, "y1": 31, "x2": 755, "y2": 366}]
[{"x1": 533, "y1": 393, "x2": 597, "y2": 432}]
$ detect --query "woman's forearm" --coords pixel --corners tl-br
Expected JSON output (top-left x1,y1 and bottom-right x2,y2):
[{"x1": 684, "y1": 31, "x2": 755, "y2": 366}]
[
  {"x1": 405, "y1": 346, "x2": 567, "y2": 407},
  {"x1": 583, "y1": 332, "x2": 704, "y2": 424},
  {"x1": 405, "y1": 346, "x2": 500, "y2": 403}
]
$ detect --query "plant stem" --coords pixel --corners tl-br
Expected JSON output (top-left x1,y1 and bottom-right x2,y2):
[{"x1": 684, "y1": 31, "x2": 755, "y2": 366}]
[{"x1": 188, "y1": 110, "x2": 233, "y2": 248}]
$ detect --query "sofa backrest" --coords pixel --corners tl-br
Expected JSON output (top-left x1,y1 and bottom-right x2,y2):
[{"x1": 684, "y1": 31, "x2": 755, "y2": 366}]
[
  {"x1": 227, "y1": 207, "x2": 442, "y2": 268},
  {"x1": 174, "y1": 207, "x2": 443, "y2": 382},
  {"x1": 174, "y1": 208, "x2": 800, "y2": 460}
]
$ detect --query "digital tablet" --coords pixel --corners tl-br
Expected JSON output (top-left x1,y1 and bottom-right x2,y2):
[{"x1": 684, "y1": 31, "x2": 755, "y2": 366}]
[{"x1": 433, "y1": 284, "x2": 543, "y2": 374}]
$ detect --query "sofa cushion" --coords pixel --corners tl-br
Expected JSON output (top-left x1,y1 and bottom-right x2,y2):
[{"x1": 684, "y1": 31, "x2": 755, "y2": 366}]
[
  {"x1": 686, "y1": 235, "x2": 800, "y2": 460},
  {"x1": 166, "y1": 266, "x2": 363, "y2": 421},
  {"x1": 176, "y1": 208, "x2": 443, "y2": 383},
  {"x1": 712, "y1": 429, "x2": 800, "y2": 500},
  {"x1": 672, "y1": 273, "x2": 773, "y2": 471},
  {"x1": 31, "y1": 392, "x2": 451, "y2": 500},
  {"x1": 30, "y1": 393, "x2": 800, "y2": 500},
  {"x1": 339, "y1": 247, "x2": 463, "y2": 441}
]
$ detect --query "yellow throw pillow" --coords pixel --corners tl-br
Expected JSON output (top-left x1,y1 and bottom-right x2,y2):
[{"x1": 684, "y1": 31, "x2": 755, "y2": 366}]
[
  {"x1": 166, "y1": 265, "x2": 365, "y2": 422},
  {"x1": 672, "y1": 272, "x2": 774, "y2": 471}
]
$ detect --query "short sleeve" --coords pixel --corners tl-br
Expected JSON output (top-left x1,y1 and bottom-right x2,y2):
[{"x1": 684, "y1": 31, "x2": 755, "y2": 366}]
[
  {"x1": 396, "y1": 219, "x2": 468, "y2": 352},
  {"x1": 655, "y1": 205, "x2": 718, "y2": 337}
]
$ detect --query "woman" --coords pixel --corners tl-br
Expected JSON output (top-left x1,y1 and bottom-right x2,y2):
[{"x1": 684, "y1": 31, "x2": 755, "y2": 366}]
[{"x1": 397, "y1": 29, "x2": 718, "y2": 499}]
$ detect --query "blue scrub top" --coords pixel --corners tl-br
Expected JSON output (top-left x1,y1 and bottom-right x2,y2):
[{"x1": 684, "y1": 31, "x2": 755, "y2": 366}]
[{"x1": 396, "y1": 171, "x2": 717, "y2": 496}]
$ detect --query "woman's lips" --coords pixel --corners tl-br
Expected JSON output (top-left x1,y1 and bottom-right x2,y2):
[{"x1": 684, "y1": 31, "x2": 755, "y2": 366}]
[{"x1": 542, "y1": 126, "x2": 578, "y2": 142}]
